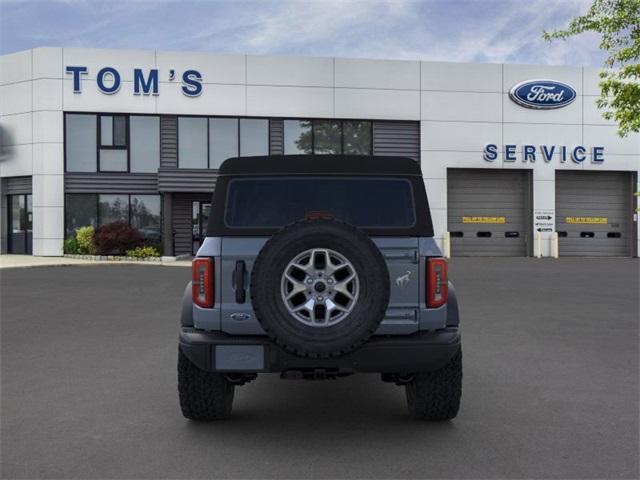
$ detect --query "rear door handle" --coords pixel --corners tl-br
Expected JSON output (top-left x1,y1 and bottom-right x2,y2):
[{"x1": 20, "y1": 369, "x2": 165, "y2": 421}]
[{"x1": 233, "y1": 260, "x2": 246, "y2": 304}]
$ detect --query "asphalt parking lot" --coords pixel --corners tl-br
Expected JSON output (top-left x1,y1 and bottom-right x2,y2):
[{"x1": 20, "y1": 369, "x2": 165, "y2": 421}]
[{"x1": 1, "y1": 258, "x2": 638, "y2": 479}]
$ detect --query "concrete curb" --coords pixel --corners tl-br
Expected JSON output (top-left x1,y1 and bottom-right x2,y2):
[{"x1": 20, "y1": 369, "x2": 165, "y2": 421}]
[{"x1": 0, "y1": 255, "x2": 191, "y2": 270}]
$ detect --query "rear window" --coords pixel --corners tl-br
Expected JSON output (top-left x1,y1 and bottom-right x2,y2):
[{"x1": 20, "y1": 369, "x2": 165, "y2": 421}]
[{"x1": 224, "y1": 177, "x2": 416, "y2": 228}]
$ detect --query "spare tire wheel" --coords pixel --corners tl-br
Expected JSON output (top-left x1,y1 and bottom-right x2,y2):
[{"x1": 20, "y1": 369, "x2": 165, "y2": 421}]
[{"x1": 251, "y1": 219, "x2": 390, "y2": 358}]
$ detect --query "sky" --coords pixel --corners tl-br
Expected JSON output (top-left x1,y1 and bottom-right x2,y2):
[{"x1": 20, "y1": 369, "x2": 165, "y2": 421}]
[{"x1": 0, "y1": 0, "x2": 605, "y2": 66}]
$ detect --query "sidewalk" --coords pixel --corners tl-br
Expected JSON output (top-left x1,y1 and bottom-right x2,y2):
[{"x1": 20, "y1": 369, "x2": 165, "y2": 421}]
[{"x1": 0, "y1": 254, "x2": 191, "y2": 269}]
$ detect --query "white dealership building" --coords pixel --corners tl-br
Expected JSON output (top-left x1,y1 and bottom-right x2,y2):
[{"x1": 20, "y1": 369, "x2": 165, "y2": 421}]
[{"x1": 0, "y1": 47, "x2": 638, "y2": 257}]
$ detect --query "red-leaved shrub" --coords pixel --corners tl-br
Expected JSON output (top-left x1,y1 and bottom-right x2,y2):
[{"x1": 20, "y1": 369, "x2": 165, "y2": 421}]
[{"x1": 94, "y1": 220, "x2": 143, "y2": 255}]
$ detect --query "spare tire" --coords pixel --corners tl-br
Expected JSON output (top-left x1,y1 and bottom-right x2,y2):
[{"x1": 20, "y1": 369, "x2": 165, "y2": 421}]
[{"x1": 251, "y1": 219, "x2": 389, "y2": 358}]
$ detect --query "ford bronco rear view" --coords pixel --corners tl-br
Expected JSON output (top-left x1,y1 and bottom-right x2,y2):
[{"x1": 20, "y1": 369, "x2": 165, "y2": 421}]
[{"x1": 178, "y1": 155, "x2": 462, "y2": 421}]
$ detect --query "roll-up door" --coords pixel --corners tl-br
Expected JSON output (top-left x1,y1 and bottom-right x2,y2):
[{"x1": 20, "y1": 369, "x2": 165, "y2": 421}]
[
  {"x1": 447, "y1": 169, "x2": 531, "y2": 256},
  {"x1": 556, "y1": 171, "x2": 633, "y2": 256}
]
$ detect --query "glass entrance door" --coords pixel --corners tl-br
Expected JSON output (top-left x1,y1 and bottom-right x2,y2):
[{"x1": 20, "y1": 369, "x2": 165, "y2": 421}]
[
  {"x1": 8, "y1": 194, "x2": 32, "y2": 254},
  {"x1": 192, "y1": 201, "x2": 211, "y2": 255}
]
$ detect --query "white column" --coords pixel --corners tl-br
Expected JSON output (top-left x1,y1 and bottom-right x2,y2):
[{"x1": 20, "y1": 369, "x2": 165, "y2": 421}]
[
  {"x1": 421, "y1": 151, "x2": 447, "y2": 252},
  {"x1": 31, "y1": 48, "x2": 64, "y2": 256},
  {"x1": 532, "y1": 168, "x2": 555, "y2": 258}
]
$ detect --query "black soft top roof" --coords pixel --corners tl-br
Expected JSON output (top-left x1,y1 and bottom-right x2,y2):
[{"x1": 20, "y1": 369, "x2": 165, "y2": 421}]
[
  {"x1": 208, "y1": 155, "x2": 433, "y2": 237},
  {"x1": 218, "y1": 155, "x2": 422, "y2": 176}
]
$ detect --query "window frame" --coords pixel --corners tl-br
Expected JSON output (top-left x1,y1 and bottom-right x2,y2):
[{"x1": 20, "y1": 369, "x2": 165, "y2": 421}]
[
  {"x1": 64, "y1": 193, "x2": 162, "y2": 240},
  {"x1": 283, "y1": 118, "x2": 373, "y2": 156},
  {"x1": 64, "y1": 112, "x2": 161, "y2": 174},
  {"x1": 223, "y1": 175, "x2": 417, "y2": 230},
  {"x1": 98, "y1": 114, "x2": 130, "y2": 172},
  {"x1": 64, "y1": 112, "x2": 98, "y2": 173},
  {"x1": 342, "y1": 119, "x2": 373, "y2": 155},
  {"x1": 177, "y1": 115, "x2": 272, "y2": 169},
  {"x1": 129, "y1": 115, "x2": 161, "y2": 173}
]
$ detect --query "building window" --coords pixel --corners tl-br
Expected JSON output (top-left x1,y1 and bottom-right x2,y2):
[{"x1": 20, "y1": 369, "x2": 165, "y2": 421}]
[
  {"x1": 65, "y1": 194, "x2": 97, "y2": 236},
  {"x1": 131, "y1": 195, "x2": 161, "y2": 244},
  {"x1": 343, "y1": 120, "x2": 372, "y2": 155},
  {"x1": 65, "y1": 113, "x2": 160, "y2": 173},
  {"x1": 100, "y1": 115, "x2": 127, "y2": 147},
  {"x1": 65, "y1": 114, "x2": 97, "y2": 172},
  {"x1": 284, "y1": 120, "x2": 312, "y2": 154},
  {"x1": 209, "y1": 118, "x2": 238, "y2": 169},
  {"x1": 178, "y1": 117, "x2": 208, "y2": 168},
  {"x1": 98, "y1": 194, "x2": 129, "y2": 225},
  {"x1": 284, "y1": 119, "x2": 372, "y2": 155},
  {"x1": 313, "y1": 120, "x2": 342, "y2": 155},
  {"x1": 178, "y1": 116, "x2": 269, "y2": 169},
  {"x1": 130, "y1": 116, "x2": 160, "y2": 173},
  {"x1": 240, "y1": 118, "x2": 269, "y2": 156},
  {"x1": 65, "y1": 193, "x2": 161, "y2": 245},
  {"x1": 99, "y1": 115, "x2": 128, "y2": 172}
]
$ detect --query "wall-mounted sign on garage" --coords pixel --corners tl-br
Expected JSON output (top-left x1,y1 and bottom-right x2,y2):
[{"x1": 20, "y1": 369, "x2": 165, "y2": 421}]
[
  {"x1": 462, "y1": 216, "x2": 506, "y2": 224},
  {"x1": 483, "y1": 144, "x2": 605, "y2": 164},
  {"x1": 509, "y1": 79, "x2": 577, "y2": 109},
  {"x1": 534, "y1": 209, "x2": 554, "y2": 232},
  {"x1": 566, "y1": 217, "x2": 608, "y2": 224}
]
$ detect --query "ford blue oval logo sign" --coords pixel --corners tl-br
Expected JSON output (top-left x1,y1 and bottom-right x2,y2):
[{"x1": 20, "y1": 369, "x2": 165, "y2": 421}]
[{"x1": 509, "y1": 79, "x2": 577, "y2": 109}]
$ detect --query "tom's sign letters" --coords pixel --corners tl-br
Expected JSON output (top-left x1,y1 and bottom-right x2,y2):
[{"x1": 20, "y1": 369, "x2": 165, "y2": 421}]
[{"x1": 65, "y1": 66, "x2": 203, "y2": 97}]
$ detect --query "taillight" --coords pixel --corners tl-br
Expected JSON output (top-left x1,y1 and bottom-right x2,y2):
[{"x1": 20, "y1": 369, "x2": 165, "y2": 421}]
[
  {"x1": 427, "y1": 257, "x2": 448, "y2": 308},
  {"x1": 192, "y1": 257, "x2": 214, "y2": 308}
]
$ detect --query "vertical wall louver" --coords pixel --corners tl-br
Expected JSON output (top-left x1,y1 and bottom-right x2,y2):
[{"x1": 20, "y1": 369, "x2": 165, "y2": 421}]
[
  {"x1": 270, "y1": 119, "x2": 284, "y2": 155},
  {"x1": 172, "y1": 193, "x2": 210, "y2": 256},
  {"x1": 160, "y1": 116, "x2": 178, "y2": 168},
  {"x1": 372, "y1": 121, "x2": 420, "y2": 163}
]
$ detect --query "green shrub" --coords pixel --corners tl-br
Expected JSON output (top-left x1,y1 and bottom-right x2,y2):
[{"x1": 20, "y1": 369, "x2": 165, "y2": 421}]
[
  {"x1": 76, "y1": 226, "x2": 97, "y2": 254},
  {"x1": 64, "y1": 236, "x2": 79, "y2": 254},
  {"x1": 125, "y1": 245, "x2": 160, "y2": 258}
]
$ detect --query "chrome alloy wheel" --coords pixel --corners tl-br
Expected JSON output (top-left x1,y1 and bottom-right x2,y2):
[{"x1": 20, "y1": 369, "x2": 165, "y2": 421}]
[{"x1": 280, "y1": 248, "x2": 359, "y2": 327}]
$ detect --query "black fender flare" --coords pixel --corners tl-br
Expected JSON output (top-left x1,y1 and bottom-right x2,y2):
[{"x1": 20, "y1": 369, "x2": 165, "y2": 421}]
[
  {"x1": 446, "y1": 281, "x2": 460, "y2": 327},
  {"x1": 180, "y1": 282, "x2": 193, "y2": 327}
]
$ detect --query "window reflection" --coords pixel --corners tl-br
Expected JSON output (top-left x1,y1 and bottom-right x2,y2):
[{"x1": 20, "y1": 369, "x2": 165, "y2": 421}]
[
  {"x1": 131, "y1": 195, "x2": 161, "y2": 244},
  {"x1": 313, "y1": 120, "x2": 342, "y2": 155},
  {"x1": 284, "y1": 120, "x2": 312, "y2": 154},
  {"x1": 65, "y1": 194, "x2": 98, "y2": 236},
  {"x1": 98, "y1": 195, "x2": 129, "y2": 225},
  {"x1": 343, "y1": 121, "x2": 371, "y2": 155}
]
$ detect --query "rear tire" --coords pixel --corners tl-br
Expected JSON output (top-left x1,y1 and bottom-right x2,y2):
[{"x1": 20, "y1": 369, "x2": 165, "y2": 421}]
[
  {"x1": 178, "y1": 349, "x2": 235, "y2": 420},
  {"x1": 251, "y1": 219, "x2": 389, "y2": 358},
  {"x1": 406, "y1": 348, "x2": 462, "y2": 420}
]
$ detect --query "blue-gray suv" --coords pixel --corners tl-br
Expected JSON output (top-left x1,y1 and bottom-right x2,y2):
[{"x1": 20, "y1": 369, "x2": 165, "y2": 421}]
[{"x1": 178, "y1": 155, "x2": 462, "y2": 420}]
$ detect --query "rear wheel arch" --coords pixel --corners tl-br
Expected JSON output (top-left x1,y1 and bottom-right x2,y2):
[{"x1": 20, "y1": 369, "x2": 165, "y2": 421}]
[
  {"x1": 181, "y1": 282, "x2": 194, "y2": 327},
  {"x1": 446, "y1": 281, "x2": 459, "y2": 327}
]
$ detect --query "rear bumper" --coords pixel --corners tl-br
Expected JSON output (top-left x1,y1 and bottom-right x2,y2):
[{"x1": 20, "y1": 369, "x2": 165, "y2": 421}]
[{"x1": 179, "y1": 327, "x2": 461, "y2": 374}]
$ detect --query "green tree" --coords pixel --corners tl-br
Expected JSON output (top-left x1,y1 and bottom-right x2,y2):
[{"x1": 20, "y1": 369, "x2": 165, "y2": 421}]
[{"x1": 543, "y1": 0, "x2": 640, "y2": 136}]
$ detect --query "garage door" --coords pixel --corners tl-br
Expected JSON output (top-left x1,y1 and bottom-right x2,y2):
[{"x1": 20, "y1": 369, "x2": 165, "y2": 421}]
[
  {"x1": 556, "y1": 171, "x2": 634, "y2": 256},
  {"x1": 447, "y1": 169, "x2": 531, "y2": 256}
]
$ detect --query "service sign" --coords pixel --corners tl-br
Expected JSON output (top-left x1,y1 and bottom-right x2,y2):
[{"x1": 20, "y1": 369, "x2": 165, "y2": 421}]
[{"x1": 509, "y1": 79, "x2": 577, "y2": 109}]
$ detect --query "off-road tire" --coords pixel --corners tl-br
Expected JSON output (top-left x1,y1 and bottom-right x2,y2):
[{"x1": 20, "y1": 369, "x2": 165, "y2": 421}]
[
  {"x1": 406, "y1": 348, "x2": 462, "y2": 420},
  {"x1": 251, "y1": 219, "x2": 390, "y2": 358},
  {"x1": 178, "y1": 348, "x2": 235, "y2": 420}
]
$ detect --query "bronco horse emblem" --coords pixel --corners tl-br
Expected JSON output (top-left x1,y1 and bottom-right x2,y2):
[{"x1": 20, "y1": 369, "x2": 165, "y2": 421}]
[{"x1": 395, "y1": 270, "x2": 412, "y2": 287}]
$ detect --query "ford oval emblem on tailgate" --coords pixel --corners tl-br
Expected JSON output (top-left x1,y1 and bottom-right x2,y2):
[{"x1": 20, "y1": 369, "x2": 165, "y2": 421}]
[
  {"x1": 509, "y1": 79, "x2": 576, "y2": 109},
  {"x1": 230, "y1": 312, "x2": 252, "y2": 321}
]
